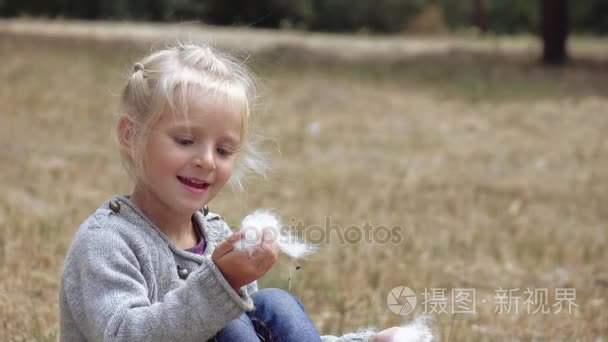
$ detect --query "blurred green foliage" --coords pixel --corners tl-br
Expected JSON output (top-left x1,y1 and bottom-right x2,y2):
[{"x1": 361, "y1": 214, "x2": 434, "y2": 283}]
[
  {"x1": 1, "y1": 0, "x2": 606, "y2": 34},
  {"x1": 440, "y1": 0, "x2": 538, "y2": 34},
  {"x1": 306, "y1": 0, "x2": 425, "y2": 32}
]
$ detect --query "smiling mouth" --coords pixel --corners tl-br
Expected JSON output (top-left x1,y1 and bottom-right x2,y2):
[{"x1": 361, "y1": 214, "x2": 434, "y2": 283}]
[{"x1": 177, "y1": 176, "x2": 210, "y2": 190}]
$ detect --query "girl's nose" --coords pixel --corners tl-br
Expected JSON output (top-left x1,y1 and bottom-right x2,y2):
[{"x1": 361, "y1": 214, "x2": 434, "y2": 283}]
[{"x1": 193, "y1": 149, "x2": 215, "y2": 171}]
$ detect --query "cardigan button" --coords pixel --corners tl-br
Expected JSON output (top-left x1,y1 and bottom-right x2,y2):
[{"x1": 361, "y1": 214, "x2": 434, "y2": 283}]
[
  {"x1": 177, "y1": 266, "x2": 190, "y2": 280},
  {"x1": 109, "y1": 200, "x2": 121, "y2": 213}
]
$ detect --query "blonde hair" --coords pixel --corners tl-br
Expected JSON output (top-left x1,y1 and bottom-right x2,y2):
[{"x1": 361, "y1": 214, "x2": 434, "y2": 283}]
[{"x1": 119, "y1": 42, "x2": 267, "y2": 190}]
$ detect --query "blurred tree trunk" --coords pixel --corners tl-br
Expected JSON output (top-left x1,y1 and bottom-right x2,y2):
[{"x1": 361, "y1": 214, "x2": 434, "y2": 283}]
[
  {"x1": 471, "y1": 0, "x2": 488, "y2": 34},
  {"x1": 541, "y1": 0, "x2": 569, "y2": 65}
]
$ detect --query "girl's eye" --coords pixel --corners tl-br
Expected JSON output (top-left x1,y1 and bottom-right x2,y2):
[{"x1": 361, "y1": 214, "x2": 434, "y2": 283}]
[
  {"x1": 174, "y1": 137, "x2": 194, "y2": 146},
  {"x1": 217, "y1": 147, "x2": 234, "y2": 157}
]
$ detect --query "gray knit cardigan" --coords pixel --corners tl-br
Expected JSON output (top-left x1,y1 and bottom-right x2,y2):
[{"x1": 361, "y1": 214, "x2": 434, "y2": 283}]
[{"x1": 59, "y1": 196, "x2": 374, "y2": 341}]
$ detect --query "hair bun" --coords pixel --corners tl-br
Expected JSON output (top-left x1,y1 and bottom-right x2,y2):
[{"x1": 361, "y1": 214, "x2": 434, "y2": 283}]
[{"x1": 133, "y1": 62, "x2": 145, "y2": 73}]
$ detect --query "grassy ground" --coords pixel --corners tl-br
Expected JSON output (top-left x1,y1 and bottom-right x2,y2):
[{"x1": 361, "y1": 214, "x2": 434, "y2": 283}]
[{"x1": 0, "y1": 21, "x2": 607, "y2": 341}]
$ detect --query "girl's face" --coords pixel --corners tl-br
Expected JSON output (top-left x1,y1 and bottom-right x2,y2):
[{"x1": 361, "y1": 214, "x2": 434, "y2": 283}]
[{"x1": 136, "y1": 95, "x2": 242, "y2": 216}]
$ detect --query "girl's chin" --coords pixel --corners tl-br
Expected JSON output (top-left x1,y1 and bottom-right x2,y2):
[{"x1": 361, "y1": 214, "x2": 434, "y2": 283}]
[{"x1": 176, "y1": 198, "x2": 210, "y2": 214}]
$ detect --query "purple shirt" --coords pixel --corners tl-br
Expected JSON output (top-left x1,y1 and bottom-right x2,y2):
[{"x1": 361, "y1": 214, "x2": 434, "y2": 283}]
[{"x1": 185, "y1": 218, "x2": 206, "y2": 255}]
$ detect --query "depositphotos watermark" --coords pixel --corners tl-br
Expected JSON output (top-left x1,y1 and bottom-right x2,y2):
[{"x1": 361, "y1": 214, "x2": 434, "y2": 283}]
[
  {"x1": 241, "y1": 216, "x2": 406, "y2": 245},
  {"x1": 284, "y1": 217, "x2": 405, "y2": 245},
  {"x1": 386, "y1": 286, "x2": 579, "y2": 316}
]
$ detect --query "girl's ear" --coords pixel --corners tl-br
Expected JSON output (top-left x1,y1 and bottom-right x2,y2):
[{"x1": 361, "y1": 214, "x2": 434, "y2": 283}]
[{"x1": 117, "y1": 115, "x2": 136, "y2": 151}]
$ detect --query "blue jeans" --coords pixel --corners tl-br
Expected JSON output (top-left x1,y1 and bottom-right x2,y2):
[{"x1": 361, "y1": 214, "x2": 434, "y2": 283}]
[{"x1": 211, "y1": 288, "x2": 321, "y2": 342}]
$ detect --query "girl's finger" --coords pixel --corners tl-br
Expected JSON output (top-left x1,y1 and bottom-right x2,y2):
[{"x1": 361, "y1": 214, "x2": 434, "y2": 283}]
[
  {"x1": 213, "y1": 232, "x2": 244, "y2": 259},
  {"x1": 227, "y1": 231, "x2": 244, "y2": 243}
]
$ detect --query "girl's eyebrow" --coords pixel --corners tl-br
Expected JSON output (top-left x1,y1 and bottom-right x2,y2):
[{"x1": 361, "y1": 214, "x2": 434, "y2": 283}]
[
  {"x1": 170, "y1": 124, "x2": 196, "y2": 132},
  {"x1": 221, "y1": 134, "x2": 241, "y2": 146},
  {"x1": 169, "y1": 124, "x2": 240, "y2": 145}
]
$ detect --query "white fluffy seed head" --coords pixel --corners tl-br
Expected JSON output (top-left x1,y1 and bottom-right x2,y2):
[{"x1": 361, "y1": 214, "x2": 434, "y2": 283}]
[
  {"x1": 234, "y1": 210, "x2": 280, "y2": 252},
  {"x1": 390, "y1": 315, "x2": 434, "y2": 342},
  {"x1": 233, "y1": 210, "x2": 317, "y2": 259}
]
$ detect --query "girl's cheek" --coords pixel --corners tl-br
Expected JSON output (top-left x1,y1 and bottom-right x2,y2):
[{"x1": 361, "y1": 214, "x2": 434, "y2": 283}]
[{"x1": 218, "y1": 161, "x2": 235, "y2": 179}]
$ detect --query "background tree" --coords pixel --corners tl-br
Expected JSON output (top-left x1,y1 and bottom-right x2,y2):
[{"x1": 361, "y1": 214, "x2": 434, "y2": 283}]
[
  {"x1": 471, "y1": 0, "x2": 488, "y2": 34},
  {"x1": 540, "y1": 0, "x2": 569, "y2": 65}
]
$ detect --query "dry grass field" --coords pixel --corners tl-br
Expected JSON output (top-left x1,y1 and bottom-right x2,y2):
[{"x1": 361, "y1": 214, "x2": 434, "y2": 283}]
[{"x1": 0, "y1": 20, "x2": 607, "y2": 341}]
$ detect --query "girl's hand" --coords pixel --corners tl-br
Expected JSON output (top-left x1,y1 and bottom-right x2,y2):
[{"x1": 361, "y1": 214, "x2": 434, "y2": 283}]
[
  {"x1": 370, "y1": 327, "x2": 401, "y2": 342},
  {"x1": 212, "y1": 230, "x2": 278, "y2": 290}
]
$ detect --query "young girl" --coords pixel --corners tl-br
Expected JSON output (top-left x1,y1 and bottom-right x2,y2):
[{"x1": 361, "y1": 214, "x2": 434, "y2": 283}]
[{"x1": 59, "y1": 42, "x2": 395, "y2": 342}]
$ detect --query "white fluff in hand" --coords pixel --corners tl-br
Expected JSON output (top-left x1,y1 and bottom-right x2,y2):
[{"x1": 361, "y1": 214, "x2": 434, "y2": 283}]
[
  {"x1": 233, "y1": 210, "x2": 317, "y2": 259},
  {"x1": 390, "y1": 316, "x2": 434, "y2": 342}
]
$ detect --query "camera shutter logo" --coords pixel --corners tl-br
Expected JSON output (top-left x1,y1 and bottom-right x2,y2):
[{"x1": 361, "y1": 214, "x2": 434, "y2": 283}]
[{"x1": 387, "y1": 286, "x2": 417, "y2": 315}]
